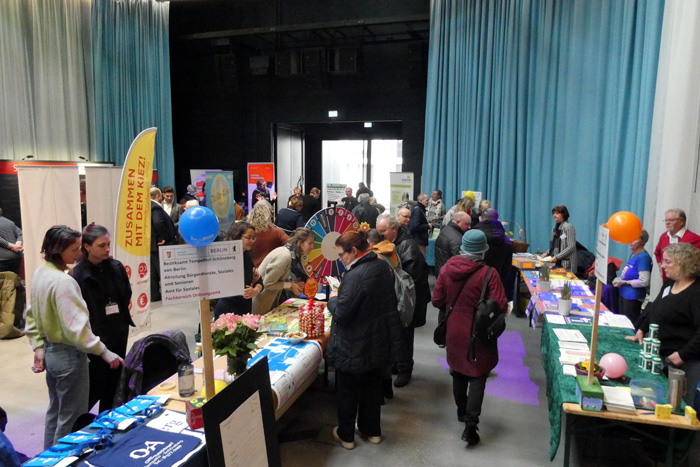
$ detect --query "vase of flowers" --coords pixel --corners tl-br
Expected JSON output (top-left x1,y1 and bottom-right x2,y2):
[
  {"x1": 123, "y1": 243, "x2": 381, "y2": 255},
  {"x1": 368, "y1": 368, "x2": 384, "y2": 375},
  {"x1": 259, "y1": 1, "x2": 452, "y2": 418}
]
[{"x1": 211, "y1": 313, "x2": 263, "y2": 380}]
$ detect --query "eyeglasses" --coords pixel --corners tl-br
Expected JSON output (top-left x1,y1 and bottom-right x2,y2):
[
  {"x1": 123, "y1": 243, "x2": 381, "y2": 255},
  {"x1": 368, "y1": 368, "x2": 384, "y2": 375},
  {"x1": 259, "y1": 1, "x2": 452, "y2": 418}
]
[
  {"x1": 663, "y1": 218, "x2": 680, "y2": 223},
  {"x1": 241, "y1": 235, "x2": 257, "y2": 241}
]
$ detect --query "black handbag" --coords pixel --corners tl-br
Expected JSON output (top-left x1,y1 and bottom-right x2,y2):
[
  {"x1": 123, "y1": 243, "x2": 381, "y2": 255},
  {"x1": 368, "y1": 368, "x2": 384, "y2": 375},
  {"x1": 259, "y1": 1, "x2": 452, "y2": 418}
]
[{"x1": 469, "y1": 267, "x2": 506, "y2": 361}]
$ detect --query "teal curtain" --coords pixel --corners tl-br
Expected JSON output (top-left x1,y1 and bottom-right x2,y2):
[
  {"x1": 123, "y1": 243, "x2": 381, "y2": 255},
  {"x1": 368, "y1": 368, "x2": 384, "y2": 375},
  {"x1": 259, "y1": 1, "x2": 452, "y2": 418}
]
[
  {"x1": 92, "y1": 0, "x2": 174, "y2": 188},
  {"x1": 423, "y1": 0, "x2": 664, "y2": 259}
]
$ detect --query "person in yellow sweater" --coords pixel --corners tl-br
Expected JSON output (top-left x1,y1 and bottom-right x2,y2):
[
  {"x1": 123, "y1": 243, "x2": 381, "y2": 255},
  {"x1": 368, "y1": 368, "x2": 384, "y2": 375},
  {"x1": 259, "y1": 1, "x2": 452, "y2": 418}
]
[{"x1": 24, "y1": 225, "x2": 123, "y2": 449}]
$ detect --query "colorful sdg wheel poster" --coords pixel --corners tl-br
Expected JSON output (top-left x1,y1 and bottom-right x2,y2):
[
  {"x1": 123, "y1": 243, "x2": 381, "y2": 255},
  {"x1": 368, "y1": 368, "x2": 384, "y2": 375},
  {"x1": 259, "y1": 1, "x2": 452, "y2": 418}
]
[{"x1": 303, "y1": 207, "x2": 359, "y2": 284}]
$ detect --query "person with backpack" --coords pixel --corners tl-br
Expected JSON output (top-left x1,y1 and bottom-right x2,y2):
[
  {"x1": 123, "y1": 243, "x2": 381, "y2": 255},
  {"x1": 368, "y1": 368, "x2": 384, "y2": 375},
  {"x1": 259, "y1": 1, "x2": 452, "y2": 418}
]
[
  {"x1": 326, "y1": 230, "x2": 407, "y2": 450},
  {"x1": 432, "y1": 229, "x2": 507, "y2": 447},
  {"x1": 367, "y1": 229, "x2": 414, "y2": 400}
]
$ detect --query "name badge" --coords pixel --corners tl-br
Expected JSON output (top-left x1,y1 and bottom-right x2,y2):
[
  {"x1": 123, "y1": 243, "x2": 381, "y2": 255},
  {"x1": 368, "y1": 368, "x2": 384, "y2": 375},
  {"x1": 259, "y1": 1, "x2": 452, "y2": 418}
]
[
  {"x1": 662, "y1": 286, "x2": 671, "y2": 298},
  {"x1": 106, "y1": 304, "x2": 119, "y2": 316},
  {"x1": 560, "y1": 233, "x2": 567, "y2": 239}
]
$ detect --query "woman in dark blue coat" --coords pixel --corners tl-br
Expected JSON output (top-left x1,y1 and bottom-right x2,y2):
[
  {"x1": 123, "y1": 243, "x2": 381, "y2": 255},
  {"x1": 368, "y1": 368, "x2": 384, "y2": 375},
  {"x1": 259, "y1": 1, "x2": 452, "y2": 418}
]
[{"x1": 326, "y1": 230, "x2": 407, "y2": 449}]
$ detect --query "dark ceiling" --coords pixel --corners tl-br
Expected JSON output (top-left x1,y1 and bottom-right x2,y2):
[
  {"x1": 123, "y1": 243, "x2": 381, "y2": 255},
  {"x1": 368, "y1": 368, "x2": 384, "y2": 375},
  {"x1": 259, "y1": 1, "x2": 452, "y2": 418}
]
[{"x1": 177, "y1": 13, "x2": 430, "y2": 52}]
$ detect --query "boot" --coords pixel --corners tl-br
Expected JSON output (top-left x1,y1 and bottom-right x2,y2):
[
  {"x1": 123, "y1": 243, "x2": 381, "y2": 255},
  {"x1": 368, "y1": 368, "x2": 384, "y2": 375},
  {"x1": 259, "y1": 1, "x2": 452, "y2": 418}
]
[
  {"x1": 461, "y1": 424, "x2": 480, "y2": 446},
  {"x1": 394, "y1": 370, "x2": 412, "y2": 387},
  {"x1": 383, "y1": 378, "x2": 394, "y2": 400}
]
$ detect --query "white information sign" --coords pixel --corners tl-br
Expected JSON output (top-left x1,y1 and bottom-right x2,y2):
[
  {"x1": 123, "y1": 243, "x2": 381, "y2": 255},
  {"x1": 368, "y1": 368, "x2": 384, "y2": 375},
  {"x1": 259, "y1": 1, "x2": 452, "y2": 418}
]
[
  {"x1": 160, "y1": 240, "x2": 244, "y2": 305},
  {"x1": 219, "y1": 391, "x2": 268, "y2": 467},
  {"x1": 326, "y1": 183, "x2": 346, "y2": 202},
  {"x1": 595, "y1": 224, "x2": 610, "y2": 283}
]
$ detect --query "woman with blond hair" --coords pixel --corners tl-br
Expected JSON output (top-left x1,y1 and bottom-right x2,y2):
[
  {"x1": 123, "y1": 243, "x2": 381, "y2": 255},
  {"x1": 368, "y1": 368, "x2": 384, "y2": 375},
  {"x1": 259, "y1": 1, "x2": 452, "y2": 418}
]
[
  {"x1": 247, "y1": 200, "x2": 289, "y2": 267},
  {"x1": 252, "y1": 228, "x2": 315, "y2": 314},
  {"x1": 627, "y1": 243, "x2": 700, "y2": 406}
]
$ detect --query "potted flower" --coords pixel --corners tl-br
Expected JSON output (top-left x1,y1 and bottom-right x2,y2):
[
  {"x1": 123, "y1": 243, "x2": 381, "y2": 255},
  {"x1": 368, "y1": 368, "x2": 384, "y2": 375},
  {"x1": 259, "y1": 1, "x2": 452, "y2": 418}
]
[
  {"x1": 559, "y1": 281, "x2": 572, "y2": 316},
  {"x1": 538, "y1": 263, "x2": 551, "y2": 291},
  {"x1": 211, "y1": 313, "x2": 263, "y2": 379}
]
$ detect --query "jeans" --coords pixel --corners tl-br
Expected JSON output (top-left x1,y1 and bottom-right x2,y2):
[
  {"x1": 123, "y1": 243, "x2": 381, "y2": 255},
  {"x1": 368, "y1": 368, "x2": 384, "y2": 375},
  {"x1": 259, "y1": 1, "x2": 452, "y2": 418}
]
[
  {"x1": 452, "y1": 371, "x2": 488, "y2": 427},
  {"x1": 335, "y1": 368, "x2": 383, "y2": 442},
  {"x1": 44, "y1": 342, "x2": 89, "y2": 448}
]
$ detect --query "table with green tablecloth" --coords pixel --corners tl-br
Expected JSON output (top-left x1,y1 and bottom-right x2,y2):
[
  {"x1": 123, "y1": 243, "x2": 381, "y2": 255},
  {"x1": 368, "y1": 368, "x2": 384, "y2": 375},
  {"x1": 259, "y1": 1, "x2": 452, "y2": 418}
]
[{"x1": 541, "y1": 314, "x2": 699, "y2": 464}]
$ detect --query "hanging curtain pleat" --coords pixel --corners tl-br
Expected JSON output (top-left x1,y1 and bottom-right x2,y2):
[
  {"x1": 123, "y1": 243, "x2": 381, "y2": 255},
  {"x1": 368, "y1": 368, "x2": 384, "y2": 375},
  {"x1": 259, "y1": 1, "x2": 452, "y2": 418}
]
[
  {"x1": 92, "y1": 0, "x2": 175, "y2": 188},
  {"x1": 423, "y1": 0, "x2": 664, "y2": 259}
]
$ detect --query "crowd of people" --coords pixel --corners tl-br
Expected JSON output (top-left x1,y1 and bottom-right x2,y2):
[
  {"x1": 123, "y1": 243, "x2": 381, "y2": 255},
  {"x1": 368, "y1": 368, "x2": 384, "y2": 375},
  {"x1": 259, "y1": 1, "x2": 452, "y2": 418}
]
[{"x1": 6, "y1": 179, "x2": 700, "y2": 456}]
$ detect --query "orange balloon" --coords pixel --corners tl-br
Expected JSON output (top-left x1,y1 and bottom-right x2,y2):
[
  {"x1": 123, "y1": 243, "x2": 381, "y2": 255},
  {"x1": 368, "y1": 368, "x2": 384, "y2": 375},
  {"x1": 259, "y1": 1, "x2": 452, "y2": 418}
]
[{"x1": 606, "y1": 211, "x2": 642, "y2": 244}]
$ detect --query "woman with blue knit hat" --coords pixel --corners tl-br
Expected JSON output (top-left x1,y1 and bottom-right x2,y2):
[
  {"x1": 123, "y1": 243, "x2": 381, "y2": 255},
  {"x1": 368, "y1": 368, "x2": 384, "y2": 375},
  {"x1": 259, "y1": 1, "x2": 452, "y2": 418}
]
[{"x1": 432, "y1": 229, "x2": 507, "y2": 447}]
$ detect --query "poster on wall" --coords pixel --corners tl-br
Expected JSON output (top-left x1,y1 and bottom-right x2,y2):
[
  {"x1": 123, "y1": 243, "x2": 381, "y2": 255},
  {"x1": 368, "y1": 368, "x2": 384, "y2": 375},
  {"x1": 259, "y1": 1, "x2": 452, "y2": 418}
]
[
  {"x1": 247, "y1": 163, "x2": 276, "y2": 212},
  {"x1": 389, "y1": 172, "x2": 414, "y2": 216},
  {"x1": 189, "y1": 169, "x2": 221, "y2": 205},
  {"x1": 206, "y1": 171, "x2": 235, "y2": 236},
  {"x1": 114, "y1": 128, "x2": 157, "y2": 335}
]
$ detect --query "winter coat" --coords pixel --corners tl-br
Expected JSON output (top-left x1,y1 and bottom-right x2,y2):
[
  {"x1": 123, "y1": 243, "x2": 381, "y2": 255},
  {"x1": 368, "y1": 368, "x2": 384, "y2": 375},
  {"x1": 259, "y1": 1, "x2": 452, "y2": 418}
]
[
  {"x1": 408, "y1": 204, "x2": 430, "y2": 246},
  {"x1": 434, "y1": 221, "x2": 465, "y2": 276},
  {"x1": 432, "y1": 256, "x2": 507, "y2": 377},
  {"x1": 275, "y1": 208, "x2": 305, "y2": 232},
  {"x1": 326, "y1": 251, "x2": 407, "y2": 373},
  {"x1": 352, "y1": 201, "x2": 379, "y2": 228},
  {"x1": 252, "y1": 246, "x2": 294, "y2": 314},
  {"x1": 393, "y1": 226, "x2": 430, "y2": 327},
  {"x1": 474, "y1": 220, "x2": 513, "y2": 285}
]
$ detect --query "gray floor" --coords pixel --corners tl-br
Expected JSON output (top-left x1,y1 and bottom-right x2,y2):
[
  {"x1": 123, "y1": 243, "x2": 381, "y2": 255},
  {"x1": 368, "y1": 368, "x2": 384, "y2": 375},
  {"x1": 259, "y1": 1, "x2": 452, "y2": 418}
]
[{"x1": 2, "y1": 289, "x2": 695, "y2": 466}]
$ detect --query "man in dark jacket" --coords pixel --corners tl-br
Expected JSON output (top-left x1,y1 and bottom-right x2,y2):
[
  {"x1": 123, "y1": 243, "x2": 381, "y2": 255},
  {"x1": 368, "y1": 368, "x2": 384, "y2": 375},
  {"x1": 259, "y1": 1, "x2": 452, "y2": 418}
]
[
  {"x1": 434, "y1": 212, "x2": 471, "y2": 276},
  {"x1": 376, "y1": 213, "x2": 431, "y2": 388},
  {"x1": 150, "y1": 187, "x2": 178, "y2": 301},
  {"x1": 300, "y1": 187, "x2": 322, "y2": 222},
  {"x1": 352, "y1": 193, "x2": 379, "y2": 228},
  {"x1": 409, "y1": 194, "x2": 430, "y2": 257},
  {"x1": 474, "y1": 208, "x2": 513, "y2": 299},
  {"x1": 341, "y1": 186, "x2": 358, "y2": 212}
]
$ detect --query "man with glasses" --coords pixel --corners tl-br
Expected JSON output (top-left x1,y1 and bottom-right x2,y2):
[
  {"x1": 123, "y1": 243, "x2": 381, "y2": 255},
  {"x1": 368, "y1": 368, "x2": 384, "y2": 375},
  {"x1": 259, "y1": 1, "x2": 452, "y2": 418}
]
[
  {"x1": 654, "y1": 208, "x2": 700, "y2": 281},
  {"x1": 397, "y1": 208, "x2": 412, "y2": 227}
]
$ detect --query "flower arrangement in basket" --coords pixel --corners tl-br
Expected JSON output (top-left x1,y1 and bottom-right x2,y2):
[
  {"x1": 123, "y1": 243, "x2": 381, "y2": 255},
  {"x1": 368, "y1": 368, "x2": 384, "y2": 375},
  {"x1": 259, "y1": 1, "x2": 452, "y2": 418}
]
[
  {"x1": 502, "y1": 220, "x2": 529, "y2": 253},
  {"x1": 211, "y1": 313, "x2": 263, "y2": 377}
]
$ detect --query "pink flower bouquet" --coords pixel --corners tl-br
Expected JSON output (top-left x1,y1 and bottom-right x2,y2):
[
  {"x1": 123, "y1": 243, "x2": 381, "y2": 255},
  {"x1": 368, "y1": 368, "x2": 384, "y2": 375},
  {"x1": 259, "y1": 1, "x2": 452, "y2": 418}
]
[{"x1": 210, "y1": 313, "x2": 263, "y2": 360}]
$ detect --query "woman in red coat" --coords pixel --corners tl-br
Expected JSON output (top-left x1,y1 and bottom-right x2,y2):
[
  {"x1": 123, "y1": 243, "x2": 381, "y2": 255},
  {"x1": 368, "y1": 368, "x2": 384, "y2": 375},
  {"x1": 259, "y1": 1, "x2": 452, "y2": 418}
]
[{"x1": 432, "y1": 229, "x2": 507, "y2": 447}]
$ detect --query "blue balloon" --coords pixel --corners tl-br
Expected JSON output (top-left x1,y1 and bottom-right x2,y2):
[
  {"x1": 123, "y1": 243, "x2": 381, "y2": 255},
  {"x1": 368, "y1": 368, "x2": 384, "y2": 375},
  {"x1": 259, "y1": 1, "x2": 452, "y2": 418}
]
[{"x1": 178, "y1": 206, "x2": 219, "y2": 247}]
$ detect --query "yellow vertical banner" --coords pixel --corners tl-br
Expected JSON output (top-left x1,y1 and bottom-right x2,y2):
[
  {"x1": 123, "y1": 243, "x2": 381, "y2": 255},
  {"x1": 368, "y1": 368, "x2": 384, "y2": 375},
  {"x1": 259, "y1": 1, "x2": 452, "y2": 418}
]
[{"x1": 114, "y1": 128, "x2": 157, "y2": 335}]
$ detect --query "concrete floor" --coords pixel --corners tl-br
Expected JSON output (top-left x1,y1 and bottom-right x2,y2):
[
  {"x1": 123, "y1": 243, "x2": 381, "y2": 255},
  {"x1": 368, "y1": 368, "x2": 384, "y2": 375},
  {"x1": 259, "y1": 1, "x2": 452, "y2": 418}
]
[{"x1": 1, "y1": 292, "x2": 696, "y2": 466}]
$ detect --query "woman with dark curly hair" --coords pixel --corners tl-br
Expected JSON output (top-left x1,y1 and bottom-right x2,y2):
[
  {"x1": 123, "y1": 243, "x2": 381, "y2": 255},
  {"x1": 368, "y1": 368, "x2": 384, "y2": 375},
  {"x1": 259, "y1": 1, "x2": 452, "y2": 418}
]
[
  {"x1": 542, "y1": 205, "x2": 577, "y2": 273},
  {"x1": 327, "y1": 230, "x2": 407, "y2": 450}
]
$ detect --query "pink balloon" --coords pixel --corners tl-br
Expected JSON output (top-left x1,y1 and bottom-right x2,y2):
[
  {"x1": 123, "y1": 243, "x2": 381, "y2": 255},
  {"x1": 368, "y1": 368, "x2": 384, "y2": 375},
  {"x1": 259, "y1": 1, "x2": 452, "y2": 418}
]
[{"x1": 600, "y1": 353, "x2": 627, "y2": 379}]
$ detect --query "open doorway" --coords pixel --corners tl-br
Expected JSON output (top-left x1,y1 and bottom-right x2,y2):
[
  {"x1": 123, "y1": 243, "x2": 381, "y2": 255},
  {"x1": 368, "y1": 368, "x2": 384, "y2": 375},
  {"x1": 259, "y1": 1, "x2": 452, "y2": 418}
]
[{"x1": 321, "y1": 139, "x2": 402, "y2": 209}]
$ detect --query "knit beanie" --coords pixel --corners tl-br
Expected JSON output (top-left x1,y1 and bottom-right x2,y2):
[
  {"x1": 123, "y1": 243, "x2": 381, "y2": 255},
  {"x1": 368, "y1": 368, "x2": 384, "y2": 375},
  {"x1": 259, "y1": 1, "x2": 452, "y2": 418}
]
[{"x1": 461, "y1": 229, "x2": 489, "y2": 254}]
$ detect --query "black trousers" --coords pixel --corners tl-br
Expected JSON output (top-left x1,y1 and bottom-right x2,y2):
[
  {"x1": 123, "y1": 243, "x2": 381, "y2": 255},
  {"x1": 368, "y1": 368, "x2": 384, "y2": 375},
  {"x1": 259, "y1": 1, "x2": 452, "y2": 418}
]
[
  {"x1": 397, "y1": 326, "x2": 415, "y2": 372},
  {"x1": 618, "y1": 297, "x2": 643, "y2": 327},
  {"x1": 452, "y1": 371, "x2": 488, "y2": 427},
  {"x1": 335, "y1": 368, "x2": 383, "y2": 442},
  {"x1": 88, "y1": 323, "x2": 128, "y2": 412}
]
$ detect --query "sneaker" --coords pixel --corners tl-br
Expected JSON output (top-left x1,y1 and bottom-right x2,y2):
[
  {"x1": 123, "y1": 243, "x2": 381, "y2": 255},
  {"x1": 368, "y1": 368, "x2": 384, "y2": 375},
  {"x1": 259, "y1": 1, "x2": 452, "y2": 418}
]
[
  {"x1": 357, "y1": 430, "x2": 382, "y2": 444},
  {"x1": 461, "y1": 425, "x2": 480, "y2": 446},
  {"x1": 332, "y1": 426, "x2": 355, "y2": 450},
  {"x1": 394, "y1": 371, "x2": 412, "y2": 388}
]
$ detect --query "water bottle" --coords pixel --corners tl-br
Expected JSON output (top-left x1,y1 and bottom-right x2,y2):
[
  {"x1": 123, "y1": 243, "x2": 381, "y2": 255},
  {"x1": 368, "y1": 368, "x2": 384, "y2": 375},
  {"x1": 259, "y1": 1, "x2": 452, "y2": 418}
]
[
  {"x1": 667, "y1": 367, "x2": 685, "y2": 412},
  {"x1": 178, "y1": 361, "x2": 195, "y2": 397}
]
